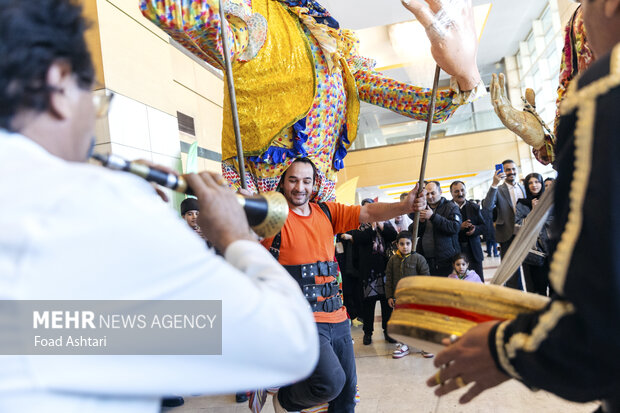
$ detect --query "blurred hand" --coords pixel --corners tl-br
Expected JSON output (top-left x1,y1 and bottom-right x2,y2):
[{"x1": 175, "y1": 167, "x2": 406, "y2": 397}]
[
  {"x1": 401, "y1": 0, "x2": 481, "y2": 91},
  {"x1": 532, "y1": 198, "x2": 539, "y2": 208},
  {"x1": 388, "y1": 298, "x2": 396, "y2": 308},
  {"x1": 460, "y1": 219, "x2": 472, "y2": 231},
  {"x1": 152, "y1": 184, "x2": 170, "y2": 203},
  {"x1": 340, "y1": 233, "x2": 353, "y2": 241},
  {"x1": 492, "y1": 169, "x2": 506, "y2": 187},
  {"x1": 420, "y1": 207, "x2": 433, "y2": 220},
  {"x1": 402, "y1": 184, "x2": 427, "y2": 213},
  {"x1": 427, "y1": 321, "x2": 509, "y2": 403},
  {"x1": 491, "y1": 73, "x2": 545, "y2": 148},
  {"x1": 465, "y1": 225, "x2": 476, "y2": 236},
  {"x1": 185, "y1": 172, "x2": 253, "y2": 252},
  {"x1": 193, "y1": 225, "x2": 208, "y2": 241}
]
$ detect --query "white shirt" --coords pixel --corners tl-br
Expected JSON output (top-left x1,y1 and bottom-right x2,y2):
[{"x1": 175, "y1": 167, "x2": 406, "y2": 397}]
[
  {"x1": 506, "y1": 182, "x2": 525, "y2": 210},
  {"x1": 391, "y1": 214, "x2": 412, "y2": 233},
  {"x1": 0, "y1": 132, "x2": 318, "y2": 412}
]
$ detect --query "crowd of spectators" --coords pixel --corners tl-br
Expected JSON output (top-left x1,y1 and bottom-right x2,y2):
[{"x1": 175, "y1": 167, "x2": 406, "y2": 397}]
[{"x1": 334, "y1": 159, "x2": 556, "y2": 350}]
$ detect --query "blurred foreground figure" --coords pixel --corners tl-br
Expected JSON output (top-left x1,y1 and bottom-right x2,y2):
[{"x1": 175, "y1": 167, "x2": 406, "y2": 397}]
[
  {"x1": 0, "y1": 1, "x2": 318, "y2": 411},
  {"x1": 427, "y1": 2, "x2": 620, "y2": 412}
]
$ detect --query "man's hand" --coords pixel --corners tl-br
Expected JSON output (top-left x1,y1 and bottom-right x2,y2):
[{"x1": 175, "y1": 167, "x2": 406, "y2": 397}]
[
  {"x1": 401, "y1": 0, "x2": 481, "y2": 91},
  {"x1": 388, "y1": 298, "x2": 396, "y2": 308},
  {"x1": 460, "y1": 219, "x2": 472, "y2": 231},
  {"x1": 185, "y1": 172, "x2": 253, "y2": 253},
  {"x1": 426, "y1": 321, "x2": 510, "y2": 404},
  {"x1": 193, "y1": 225, "x2": 208, "y2": 241},
  {"x1": 401, "y1": 184, "x2": 427, "y2": 213},
  {"x1": 340, "y1": 233, "x2": 353, "y2": 241},
  {"x1": 238, "y1": 187, "x2": 253, "y2": 197},
  {"x1": 490, "y1": 73, "x2": 545, "y2": 148},
  {"x1": 420, "y1": 207, "x2": 433, "y2": 220},
  {"x1": 465, "y1": 225, "x2": 476, "y2": 236},
  {"x1": 492, "y1": 169, "x2": 505, "y2": 187}
]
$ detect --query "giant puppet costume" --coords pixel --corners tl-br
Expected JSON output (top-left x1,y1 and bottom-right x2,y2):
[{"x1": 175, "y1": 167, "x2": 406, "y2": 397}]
[{"x1": 140, "y1": 0, "x2": 484, "y2": 201}]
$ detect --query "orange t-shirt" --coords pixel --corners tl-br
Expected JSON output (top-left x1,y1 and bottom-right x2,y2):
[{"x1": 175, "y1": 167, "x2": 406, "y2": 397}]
[{"x1": 261, "y1": 202, "x2": 361, "y2": 323}]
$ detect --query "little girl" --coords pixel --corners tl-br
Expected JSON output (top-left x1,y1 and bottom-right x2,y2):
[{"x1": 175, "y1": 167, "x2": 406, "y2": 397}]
[{"x1": 448, "y1": 253, "x2": 483, "y2": 283}]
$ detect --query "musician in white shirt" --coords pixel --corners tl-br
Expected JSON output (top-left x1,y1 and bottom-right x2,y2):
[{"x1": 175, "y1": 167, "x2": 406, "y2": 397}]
[{"x1": 0, "y1": 1, "x2": 318, "y2": 411}]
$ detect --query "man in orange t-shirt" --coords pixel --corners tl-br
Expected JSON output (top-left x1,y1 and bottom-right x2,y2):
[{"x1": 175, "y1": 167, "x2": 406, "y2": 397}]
[{"x1": 260, "y1": 158, "x2": 426, "y2": 413}]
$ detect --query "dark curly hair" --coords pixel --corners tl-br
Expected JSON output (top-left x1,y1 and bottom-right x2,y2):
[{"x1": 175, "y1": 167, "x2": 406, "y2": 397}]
[
  {"x1": 452, "y1": 253, "x2": 469, "y2": 265},
  {"x1": 0, "y1": 0, "x2": 94, "y2": 130}
]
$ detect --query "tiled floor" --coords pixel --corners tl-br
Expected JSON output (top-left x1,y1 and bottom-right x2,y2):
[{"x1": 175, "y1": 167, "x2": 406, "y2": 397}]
[{"x1": 163, "y1": 255, "x2": 598, "y2": 413}]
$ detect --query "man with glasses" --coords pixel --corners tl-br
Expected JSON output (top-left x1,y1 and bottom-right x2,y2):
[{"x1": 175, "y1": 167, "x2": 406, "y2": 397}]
[{"x1": 0, "y1": 1, "x2": 320, "y2": 411}]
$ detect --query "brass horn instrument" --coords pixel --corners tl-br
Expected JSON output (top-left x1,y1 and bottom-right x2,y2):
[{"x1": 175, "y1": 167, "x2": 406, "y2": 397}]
[{"x1": 91, "y1": 153, "x2": 288, "y2": 238}]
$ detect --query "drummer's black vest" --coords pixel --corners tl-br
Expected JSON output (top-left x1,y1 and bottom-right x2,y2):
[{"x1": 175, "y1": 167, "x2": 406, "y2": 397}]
[{"x1": 269, "y1": 203, "x2": 343, "y2": 313}]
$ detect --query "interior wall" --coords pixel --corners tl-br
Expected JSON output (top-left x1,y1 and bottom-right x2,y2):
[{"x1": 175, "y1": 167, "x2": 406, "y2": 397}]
[
  {"x1": 338, "y1": 128, "x2": 534, "y2": 190},
  {"x1": 83, "y1": 0, "x2": 225, "y2": 177}
]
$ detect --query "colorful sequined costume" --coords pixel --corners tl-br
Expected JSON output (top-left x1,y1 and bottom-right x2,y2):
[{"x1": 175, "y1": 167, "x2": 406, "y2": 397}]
[
  {"x1": 533, "y1": 6, "x2": 594, "y2": 165},
  {"x1": 140, "y1": 0, "x2": 483, "y2": 201}
]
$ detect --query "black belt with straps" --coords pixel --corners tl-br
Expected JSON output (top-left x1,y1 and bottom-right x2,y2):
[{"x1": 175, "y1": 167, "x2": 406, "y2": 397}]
[
  {"x1": 283, "y1": 261, "x2": 342, "y2": 312},
  {"x1": 309, "y1": 295, "x2": 343, "y2": 313},
  {"x1": 283, "y1": 261, "x2": 339, "y2": 282},
  {"x1": 302, "y1": 282, "x2": 340, "y2": 303}
]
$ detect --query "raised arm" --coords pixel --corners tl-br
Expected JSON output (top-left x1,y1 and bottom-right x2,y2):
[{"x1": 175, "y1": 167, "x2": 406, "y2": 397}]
[
  {"x1": 482, "y1": 171, "x2": 503, "y2": 212},
  {"x1": 354, "y1": 68, "x2": 463, "y2": 123},
  {"x1": 358, "y1": 184, "x2": 426, "y2": 224},
  {"x1": 139, "y1": 0, "x2": 265, "y2": 69}
]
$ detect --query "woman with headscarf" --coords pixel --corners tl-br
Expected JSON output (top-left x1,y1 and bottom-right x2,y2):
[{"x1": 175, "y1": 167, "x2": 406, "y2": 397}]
[{"x1": 515, "y1": 172, "x2": 552, "y2": 296}]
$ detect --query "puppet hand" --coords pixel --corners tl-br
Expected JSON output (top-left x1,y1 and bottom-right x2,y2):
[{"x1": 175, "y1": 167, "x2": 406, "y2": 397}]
[
  {"x1": 491, "y1": 74, "x2": 546, "y2": 148},
  {"x1": 401, "y1": 0, "x2": 481, "y2": 91}
]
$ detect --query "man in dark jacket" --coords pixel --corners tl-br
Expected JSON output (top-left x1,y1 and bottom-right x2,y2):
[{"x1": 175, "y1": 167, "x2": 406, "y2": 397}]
[
  {"x1": 450, "y1": 181, "x2": 485, "y2": 281},
  {"x1": 410, "y1": 181, "x2": 461, "y2": 276}
]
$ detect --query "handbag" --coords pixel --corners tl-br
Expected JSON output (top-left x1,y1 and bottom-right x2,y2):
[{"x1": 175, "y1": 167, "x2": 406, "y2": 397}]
[
  {"x1": 523, "y1": 224, "x2": 550, "y2": 267},
  {"x1": 523, "y1": 238, "x2": 546, "y2": 266}
]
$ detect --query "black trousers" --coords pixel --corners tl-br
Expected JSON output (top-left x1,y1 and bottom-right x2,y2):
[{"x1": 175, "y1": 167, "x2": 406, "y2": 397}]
[
  {"x1": 341, "y1": 274, "x2": 364, "y2": 321},
  {"x1": 361, "y1": 294, "x2": 392, "y2": 336},
  {"x1": 522, "y1": 261, "x2": 550, "y2": 296},
  {"x1": 500, "y1": 237, "x2": 523, "y2": 290},
  {"x1": 426, "y1": 257, "x2": 453, "y2": 277}
]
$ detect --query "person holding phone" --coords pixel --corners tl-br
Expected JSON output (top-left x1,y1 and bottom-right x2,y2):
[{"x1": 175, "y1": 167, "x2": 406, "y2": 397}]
[{"x1": 482, "y1": 160, "x2": 526, "y2": 289}]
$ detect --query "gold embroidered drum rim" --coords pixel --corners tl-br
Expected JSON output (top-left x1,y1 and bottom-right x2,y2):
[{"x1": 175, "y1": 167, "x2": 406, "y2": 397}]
[{"x1": 387, "y1": 277, "x2": 549, "y2": 348}]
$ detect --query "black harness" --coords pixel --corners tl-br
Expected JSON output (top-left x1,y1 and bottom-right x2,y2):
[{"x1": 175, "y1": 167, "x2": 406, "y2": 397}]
[{"x1": 270, "y1": 203, "x2": 343, "y2": 313}]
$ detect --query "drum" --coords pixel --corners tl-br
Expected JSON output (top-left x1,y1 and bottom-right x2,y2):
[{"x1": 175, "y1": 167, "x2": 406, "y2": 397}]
[{"x1": 387, "y1": 276, "x2": 549, "y2": 353}]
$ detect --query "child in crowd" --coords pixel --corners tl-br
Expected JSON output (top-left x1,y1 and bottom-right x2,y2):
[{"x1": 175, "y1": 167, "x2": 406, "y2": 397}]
[
  {"x1": 448, "y1": 253, "x2": 483, "y2": 283},
  {"x1": 385, "y1": 231, "x2": 432, "y2": 359}
]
